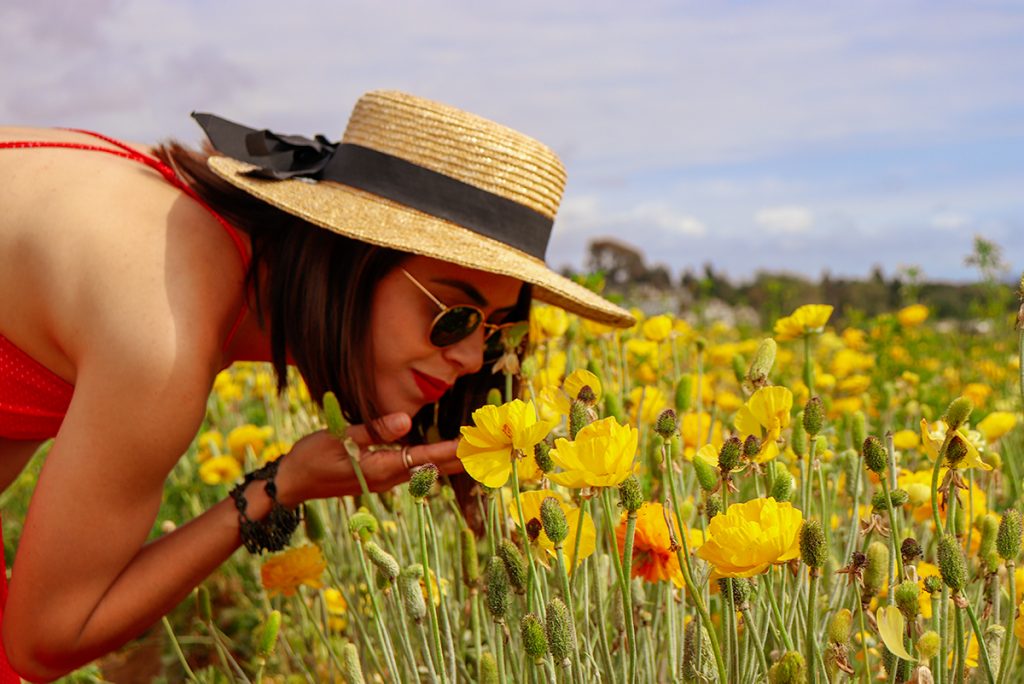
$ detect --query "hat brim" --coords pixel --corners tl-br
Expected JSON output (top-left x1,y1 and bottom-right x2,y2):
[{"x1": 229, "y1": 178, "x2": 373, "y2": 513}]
[{"x1": 208, "y1": 156, "x2": 634, "y2": 327}]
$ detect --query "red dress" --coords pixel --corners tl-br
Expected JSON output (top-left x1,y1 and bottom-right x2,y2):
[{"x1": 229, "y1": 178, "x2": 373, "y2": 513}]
[{"x1": 0, "y1": 130, "x2": 250, "y2": 680}]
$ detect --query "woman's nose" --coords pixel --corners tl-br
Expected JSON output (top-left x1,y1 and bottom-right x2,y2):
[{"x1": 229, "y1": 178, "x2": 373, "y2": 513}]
[{"x1": 441, "y1": 327, "x2": 487, "y2": 375}]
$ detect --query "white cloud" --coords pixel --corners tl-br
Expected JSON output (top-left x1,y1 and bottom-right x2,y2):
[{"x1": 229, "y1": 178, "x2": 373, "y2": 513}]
[
  {"x1": 754, "y1": 206, "x2": 815, "y2": 234},
  {"x1": 929, "y1": 210, "x2": 972, "y2": 231}
]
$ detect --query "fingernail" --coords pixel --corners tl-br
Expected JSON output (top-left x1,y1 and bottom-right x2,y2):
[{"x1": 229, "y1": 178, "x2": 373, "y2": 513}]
[{"x1": 387, "y1": 415, "x2": 406, "y2": 431}]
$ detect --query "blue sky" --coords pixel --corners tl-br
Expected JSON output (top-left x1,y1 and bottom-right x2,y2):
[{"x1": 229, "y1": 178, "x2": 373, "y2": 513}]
[{"x1": 3, "y1": 0, "x2": 1021, "y2": 283}]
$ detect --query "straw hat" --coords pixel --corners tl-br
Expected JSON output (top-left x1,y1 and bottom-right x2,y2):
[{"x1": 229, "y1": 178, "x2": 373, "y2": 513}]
[{"x1": 199, "y1": 90, "x2": 634, "y2": 327}]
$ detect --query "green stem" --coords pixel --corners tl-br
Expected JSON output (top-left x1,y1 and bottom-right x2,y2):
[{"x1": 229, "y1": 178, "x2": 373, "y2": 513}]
[
  {"x1": 162, "y1": 617, "x2": 200, "y2": 683},
  {"x1": 879, "y1": 475, "x2": 905, "y2": 581},
  {"x1": 417, "y1": 501, "x2": 449, "y2": 683},
  {"x1": 954, "y1": 600, "x2": 966, "y2": 684},
  {"x1": 511, "y1": 455, "x2": 539, "y2": 614},
  {"x1": 806, "y1": 572, "x2": 821, "y2": 684},
  {"x1": 997, "y1": 561, "x2": 1016, "y2": 684},
  {"x1": 555, "y1": 546, "x2": 586, "y2": 684},
  {"x1": 964, "y1": 601, "x2": 997, "y2": 684}
]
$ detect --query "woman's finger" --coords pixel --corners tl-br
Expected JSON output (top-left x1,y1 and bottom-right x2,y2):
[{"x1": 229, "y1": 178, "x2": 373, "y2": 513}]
[{"x1": 346, "y1": 413, "x2": 412, "y2": 447}]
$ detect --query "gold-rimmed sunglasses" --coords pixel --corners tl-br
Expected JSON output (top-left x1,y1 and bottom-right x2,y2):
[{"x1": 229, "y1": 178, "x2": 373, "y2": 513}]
[{"x1": 401, "y1": 269, "x2": 514, "y2": 353}]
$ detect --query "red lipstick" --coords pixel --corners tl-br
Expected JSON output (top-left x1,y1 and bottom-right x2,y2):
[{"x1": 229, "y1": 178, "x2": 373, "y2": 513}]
[{"x1": 412, "y1": 370, "x2": 451, "y2": 403}]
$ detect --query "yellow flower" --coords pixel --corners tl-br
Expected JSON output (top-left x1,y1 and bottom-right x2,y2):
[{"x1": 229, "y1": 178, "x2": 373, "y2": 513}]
[
  {"x1": 962, "y1": 383, "x2": 991, "y2": 408},
  {"x1": 837, "y1": 374, "x2": 872, "y2": 395},
  {"x1": 581, "y1": 318, "x2": 614, "y2": 337},
  {"x1": 548, "y1": 416, "x2": 638, "y2": 488},
  {"x1": 196, "y1": 430, "x2": 224, "y2": 462},
  {"x1": 420, "y1": 569, "x2": 450, "y2": 607},
  {"x1": 628, "y1": 386, "x2": 668, "y2": 427},
  {"x1": 978, "y1": 411, "x2": 1017, "y2": 443},
  {"x1": 641, "y1": 315, "x2": 674, "y2": 342},
  {"x1": 260, "y1": 545, "x2": 327, "y2": 597},
  {"x1": 1016, "y1": 600, "x2": 1024, "y2": 648},
  {"x1": 920, "y1": 419, "x2": 991, "y2": 471},
  {"x1": 563, "y1": 369, "x2": 603, "y2": 406},
  {"x1": 261, "y1": 440, "x2": 292, "y2": 463},
  {"x1": 457, "y1": 400, "x2": 557, "y2": 488},
  {"x1": 625, "y1": 339, "x2": 661, "y2": 367},
  {"x1": 199, "y1": 455, "x2": 242, "y2": 485},
  {"x1": 949, "y1": 633, "x2": 979, "y2": 670},
  {"x1": 323, "y1": 588, "x2": 348, "y2": 631},
  {"x1": 773, "y1": 304, "x2": 833, "y2": 341},
  {"x1": 892, "y1": 429, "x2": 920, "y2": 451},
  {"x1": 733, "y1": 386, "x2": 793, "y2": 463},
  {"x1": 841, "y1": 327, "x2": 868, "y2": 351},
  {"x1": 530, "y1": 304, "x2": 569, "y2": 343},
  {"x1": 696, "y1": 498, "x2": 804, "y2": 577},
  {"x1": 680, "y1": 413, "x2": 724, "y2": 462},
  {"x1": 213, "y1": 370, "x2": 244, "y2": 403},
  {"x1": 508, "y1": 489, "x2": 596, "y2": 571},
  {"x1": 896, "y1": 304, "x2": 929, "y2": 328},
  {"x1": 228, "y1": 424, "x2": 275, "y2": 461},
  {"x1": 876, "y1": 606, "x2": 915, "y2": 661}
]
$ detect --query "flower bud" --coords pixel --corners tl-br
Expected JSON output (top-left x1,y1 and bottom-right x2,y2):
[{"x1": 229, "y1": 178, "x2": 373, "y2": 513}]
[
  {"x1": 693, "y1": 454, "x2": 719, "y2": 493},
  {"x1": 303, "y1": 502, "x2": 326, "y2": 544},
  {"x1": 901, "y1": 537, "x2": 923, "y2": 565},
  {"x1": 923, "y1": 576, "x2": 943, "y2": 594},
  {"x1": 341, "y1": 641, "x2": 365, "y2": 684},
  {"x1": 257, "y1": 609, "x2": 281, "y2": 657},
  {"x1": 695, "y1": 336, "x2": 707, "y2": 353},
  {"x1": 768, "y1": 651, "x2": 807, "y2": 684},
  {"x1": 997, "y1": 509, "x2": 1023, "y2": 561},
  {"x1": 977, "y1": 513, "x2": 999, "y2": 564},
  {"x1": 348, "y1": 510, "x2": 379, "y2": 541},
  {"x1": 828, "y1": 608, "x2": 852, "y2": 644},
  {"x1": 618, "y1": 476, "x2": 644, "y2": 514},
  {"x1": 790, "y1": 415, "x2": 808, "y2": 458},
  {"x1": 742, "y1": 434, "x2": 761, "y2": 460},
  {"x1": 800, "y1": 519, "x2": 827, "y2": 569},
  {"x1": 945, "y1": 434, "x2": 969, "y2": 468},
  {"x1": 461, "y1": 527, "x2": 480, "y2": 586},
  {"x1": 526, "y1": 517, "x2": 543, "y2": 543},
  {"x1": 576, "y1": 384, "x2": 597, "y2": 406},
  {"x1": 747, "y1": 338, "x2": 777, "y2": 387},
  {"x1": 521, "y1": 613, "x2": 548, "y2": 663},
  {"x1": 917, "y1": 630, "x2": 941, "y2": 660},
  {"x1": 732, "y1": 353, "x2": 747, "y2": 385},
  {"x1": 872, "y1": 488, "x2": 909, "y2": 513},
  {"x1": 674, "y1": 374, "x2": 695, "y2": 413},
  {"x1": 984, "y1": 625, "x2": 1005, "y2": 677},
  {"x1": 365, "y1": 540, "x2": 400, "y2": 581},
  {"x1": 534, "y1": 440, "x2": 554, "y2": 473},
  {"x1": 937, "y1": 534, "x2": 967, "y2": 592},
  {"x1": 770, "y1": 462, "x2": 794, "y2": 502},
  {"x1": 719, "y1": 437, "x2": 743, "y2": 472},
  {"x1": 803, "y1": 396, "x2": 825, "y2": 437},
  {"x1": 485, "y1": 556, "x2": 510, "y2": 620},
  {"x1": 399, "y1": 564, "x2": 427, "y2": 623},
  {"x1": 321, "y1": 391, "x2": 347, "y2": 438},
  {"x1": 604, "y1": 392, "x2": 625, "y2": 424},
  {"x1": 682, "y1": 621, "x2": 716, "y2": 683},
  {"x1": 486, "y1": 387, "x2": 503, "y2": 406},
  {"x1": 539, "y1": 497, "x2": 570, "y2": 545},
  {"x1": 895, "y1": 581, "x2": 920, "y2": 621},
  {"x1": 654, "y1": 408, "x2": 679, "y2": 440},
  {"x1": 569, "y1": 400, "x2": 590, "y2": 440},
  {"x1": 408, "y1": 463, "x2": 439, "y2": 499},
  {"x1": 863, "y1": 436, "x2": 888, "y2": 474},
  {"x1": 864, "y1": 542, "x2": 890, "y2": 595},
  {"x1": 943, "y1": 397, "x2": 974, "y2": 431},
  {"x1": 705, "y1": 494, "x2": 722, "y2": 520},
  {"x1": 497, "y1": 539, "x2": 528, "y2": 594},
  {"x1": 850, "y1": 411, "x2": 867, "y2": 451},
  {"x1": 545, "y1": 598, "x2": 576, "y2": 668},
  {"x1": 479, "y1": 652, "x2": 499, "y2": 684}
]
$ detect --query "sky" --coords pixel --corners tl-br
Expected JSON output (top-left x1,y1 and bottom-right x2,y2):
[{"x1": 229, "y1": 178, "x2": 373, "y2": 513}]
[{"x1": 2, "y1": 1, "x2": 1021, "y2": 285}]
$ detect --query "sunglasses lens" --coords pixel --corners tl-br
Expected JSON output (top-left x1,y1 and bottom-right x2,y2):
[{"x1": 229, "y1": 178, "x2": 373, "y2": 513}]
[{"x1": 430, "y1": 307, "x2": 483, "y2": 347}]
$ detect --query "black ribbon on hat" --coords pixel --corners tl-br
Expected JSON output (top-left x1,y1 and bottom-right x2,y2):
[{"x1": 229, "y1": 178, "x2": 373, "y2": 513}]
[{"x1": 192, "y1": 112, "x2": 552, "y2": 260}]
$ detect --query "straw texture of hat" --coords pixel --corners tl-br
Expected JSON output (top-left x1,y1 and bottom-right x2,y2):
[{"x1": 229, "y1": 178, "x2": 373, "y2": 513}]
[{"x1": 207, "y1": 90, "x2": 634, "y2": 327}]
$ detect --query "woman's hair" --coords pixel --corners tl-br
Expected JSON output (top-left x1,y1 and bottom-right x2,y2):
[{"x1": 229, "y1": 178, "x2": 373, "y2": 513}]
[{"x1": 152, "y1": 141, "x2": 530, "y2": 444}]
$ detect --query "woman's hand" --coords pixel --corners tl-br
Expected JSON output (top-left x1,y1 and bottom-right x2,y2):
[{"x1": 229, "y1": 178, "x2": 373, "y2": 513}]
[{"x1": 277, "y1": 413, "x2": 465, "y2": 505}]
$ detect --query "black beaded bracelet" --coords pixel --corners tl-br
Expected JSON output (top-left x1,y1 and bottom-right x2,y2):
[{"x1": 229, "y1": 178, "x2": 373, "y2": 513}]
[{"x1": 229, "y1": 457, "x2": 303, "y2": 554}]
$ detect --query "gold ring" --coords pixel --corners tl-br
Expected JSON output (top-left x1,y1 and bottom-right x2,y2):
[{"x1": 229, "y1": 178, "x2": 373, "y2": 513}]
[{"x1": 401, "y1": 446, "x2": 414, "y2": 470}]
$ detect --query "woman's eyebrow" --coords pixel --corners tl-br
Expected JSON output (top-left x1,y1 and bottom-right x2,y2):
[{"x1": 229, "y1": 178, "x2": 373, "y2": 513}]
[{"x1": 431, "y1": 278, "x2": 488, "y2": 307}]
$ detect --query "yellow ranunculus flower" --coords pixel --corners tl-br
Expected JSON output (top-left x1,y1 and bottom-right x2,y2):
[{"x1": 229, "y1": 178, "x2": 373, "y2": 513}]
[
  {"x1": 962, "y1": 382, "x2": 991, "y2": 408},
  {"x1": 773, "y1": 304, "x2": 833, "y2": 341},
  {"x1": 625, "y1": 339, "x2": 660, "y2": 367},
  {"x1": 628, "y1": 386, "x2": 669, "y2": 427},
  {"x1": 978, "y1": 411, "x2": 1017, "y2": 443},
  {"x1": 733, "y1": 386, "x2": 793, "y2": 462},
  {"x1": 260, "y1": 545, "x2": 326, "y2": 597},
  {"x1": 641, "y1": 314, "x2": 673, "y2": 342},
  {"x1": 892, "y1": 429, "x2": 920, "y2": 451},
  {"x1": 896, "y1": 304, "x2": 929, "y2": 328},
  {"x1": 530, "y1": 304, "x2": 570, "y2": 343},
  {"x1": 508, "y1": 489, "x2": 596, "y2": 571},
  {"x1": 920, "y1": 419, "x2": 991, "y2": 471},
  {"x1": 680, "y1": 413, "x2": 724, "y2": 462},
  {"x1": 323, "y1": 587, "x2": 348, "y2": 631},
  {"x1": 696, "y1": 498, "x2": 803, "y2": 577},
  {"x1": 837, "y1": 374, "x2": 872, "y2": 395},
  {"x1": 196, "y1": 430, "x2": 224, "y2": 462},
  {"x1": 563, "y1": 369, "x2": 603, "y2": 405},
  {"x1": 457, "y1": 400, "x2": 557, "y2": 488},
  {"x1": 228, "y1": 424, "x2": 275, "y2": 461},
  {"x1": 199, "y1": 455, "x2": 242, "y2": 485},
  {"x1": 548, "y1": 416, "x2": 638, "y2": 488}
]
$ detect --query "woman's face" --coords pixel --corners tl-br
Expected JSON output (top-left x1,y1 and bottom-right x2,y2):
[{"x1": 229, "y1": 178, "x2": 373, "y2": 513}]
[{"x1": 370, "y1": 256, "x2": 524, "y2": 417}]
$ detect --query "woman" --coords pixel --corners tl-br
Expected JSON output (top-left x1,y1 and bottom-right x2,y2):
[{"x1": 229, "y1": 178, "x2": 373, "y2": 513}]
[{"x1": 0, "y1": 90, "x2": 632, "y2": 680}]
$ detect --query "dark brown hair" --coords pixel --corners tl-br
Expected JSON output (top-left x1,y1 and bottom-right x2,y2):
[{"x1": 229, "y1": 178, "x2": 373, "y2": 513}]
[{"x1": 152, "y1": 141, "x2": 529, "y2": 444}]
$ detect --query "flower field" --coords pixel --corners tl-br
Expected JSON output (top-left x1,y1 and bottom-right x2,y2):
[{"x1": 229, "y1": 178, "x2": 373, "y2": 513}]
[{"x1": 5, "y1": 290, "x2": 1024, "y2": 683}]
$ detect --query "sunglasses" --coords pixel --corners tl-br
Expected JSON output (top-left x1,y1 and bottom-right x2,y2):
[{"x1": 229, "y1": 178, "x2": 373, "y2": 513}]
[{"x1": 401, "y1": 269, "x2": 514, "y2": 354}]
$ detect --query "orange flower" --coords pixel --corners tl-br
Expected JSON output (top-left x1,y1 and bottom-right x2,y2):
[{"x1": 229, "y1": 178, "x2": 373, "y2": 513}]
[
  {"x1": 260, "y1": 545, "x2": 327, "y2": 597},
  {"x1": 615, "y1": 501, "x2": 699, "y2": 588}
]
